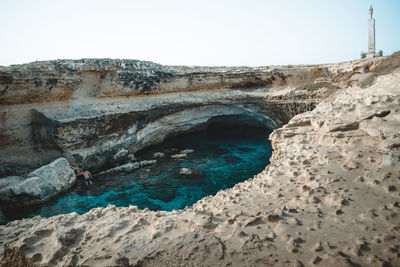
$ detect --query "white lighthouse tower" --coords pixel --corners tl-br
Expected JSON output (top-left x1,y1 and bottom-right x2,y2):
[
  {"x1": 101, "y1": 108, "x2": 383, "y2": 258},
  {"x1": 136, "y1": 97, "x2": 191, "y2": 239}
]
[{"x1": 361, "y1": 6, "x2": 382, "y2": 59}]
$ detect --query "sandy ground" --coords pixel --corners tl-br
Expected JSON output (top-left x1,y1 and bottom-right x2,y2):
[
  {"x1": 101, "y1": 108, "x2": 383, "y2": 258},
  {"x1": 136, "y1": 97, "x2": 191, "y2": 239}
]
[{"x1": 0, "y1": 69, "x2": 399, "y2": 266}]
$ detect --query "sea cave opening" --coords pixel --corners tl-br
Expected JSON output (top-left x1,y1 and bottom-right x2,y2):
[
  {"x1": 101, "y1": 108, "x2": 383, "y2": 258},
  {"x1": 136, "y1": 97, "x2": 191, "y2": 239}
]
[{"x1": 5, "y1": 114, "x2": 274, "y2": 220}]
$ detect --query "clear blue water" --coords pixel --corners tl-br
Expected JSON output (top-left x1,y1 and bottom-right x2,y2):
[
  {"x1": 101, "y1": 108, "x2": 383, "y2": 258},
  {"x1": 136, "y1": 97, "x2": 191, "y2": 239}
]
[{"x1": 8, "y1": 125, "x2": 272, "y2": 219}]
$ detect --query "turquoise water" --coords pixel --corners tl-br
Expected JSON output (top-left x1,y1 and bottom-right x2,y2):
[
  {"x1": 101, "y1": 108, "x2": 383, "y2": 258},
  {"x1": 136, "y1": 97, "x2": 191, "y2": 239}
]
[{"x1": 8, "y1": 125, "x2": 272, "y2": 219}]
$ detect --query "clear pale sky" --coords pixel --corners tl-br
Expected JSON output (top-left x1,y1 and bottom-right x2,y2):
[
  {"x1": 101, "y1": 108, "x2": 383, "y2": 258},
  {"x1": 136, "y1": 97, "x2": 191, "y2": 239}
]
[{"x1": 1, "y1": 0, "x2": 399, "y2": 66}]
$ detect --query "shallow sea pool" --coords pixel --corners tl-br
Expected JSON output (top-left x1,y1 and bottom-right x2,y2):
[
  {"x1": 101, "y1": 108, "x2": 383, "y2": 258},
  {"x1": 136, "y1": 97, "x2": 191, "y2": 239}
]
[{"x1": 8, "y1": 125, "x2": 272, "y2": 219}]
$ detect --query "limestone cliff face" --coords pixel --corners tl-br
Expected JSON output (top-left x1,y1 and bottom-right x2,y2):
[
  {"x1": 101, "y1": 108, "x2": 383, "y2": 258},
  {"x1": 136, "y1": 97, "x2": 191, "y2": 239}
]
[
  {"x1": 0, "y1": 54, "x2": 396, "y2": 176},
  {"x1": 0, "y1": 58, "x2": 328, "y2": 105}
]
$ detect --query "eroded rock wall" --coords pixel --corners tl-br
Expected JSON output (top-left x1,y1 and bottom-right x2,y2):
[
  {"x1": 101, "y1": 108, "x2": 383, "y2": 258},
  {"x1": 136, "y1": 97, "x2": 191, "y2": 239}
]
[
  {"x1": 0, "y1": 53, "x2": 398, "y2": 175},
  {"x1": 0, "y1": 60, "x2": 326, "y2": 175},
  {"x1": 0, "y1": 58, "x2": 329, "y2": 105},
  {"x1": 0, "y1": 60, "x2": 399, "y2": 267}
]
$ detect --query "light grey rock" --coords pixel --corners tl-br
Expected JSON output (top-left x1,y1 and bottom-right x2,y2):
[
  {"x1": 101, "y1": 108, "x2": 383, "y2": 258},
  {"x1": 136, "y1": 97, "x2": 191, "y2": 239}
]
[
  {"x1": 171, "y1": 153, "x2": 187, "y2": 159},
  {"x1": 153, "y1": 152, "x2": 165, "y2": 158},
  {"x1": 13, "y1": 177, "x2": 57, "y2": 200},
  {"x1": 0, "y1": 158, "x2": 75, "y2": 208},
  {"x1": 113, "y1": 149, "x2": 129, "y2": 161},
  {"x1": 180, "y1": 149, "x2": 194, "y2": 154},
  {"x1": 140, "y1": 160, "x2": 157, "y2": 167},
  {"x1": 29, "y1": 158, "x2": 76, "y2": 192},
  {"x1": 101, "y1": 162, "x2": 140, "y2": 174},
  {"x1": 179, "y1": 168, "x2": 204, "y2": 177},
  {"x1": 179, "y1": 167, "x2": 193, "y2": 175},
  {"x1": 0, "y1": 176, "x2": 25, "y2": 189}
]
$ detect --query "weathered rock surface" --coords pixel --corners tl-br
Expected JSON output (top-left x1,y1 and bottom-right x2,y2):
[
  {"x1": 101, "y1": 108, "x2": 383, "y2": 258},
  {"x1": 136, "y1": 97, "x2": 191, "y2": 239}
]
[
  {"x1": 0, "y1": 53, "x2": 400, "y2": 265},
  {"x1": 99, "y1": 159, "x2": 157, "y2": 175},
  {"x1": 3, "y1": 54, "x2": 394, "y2": 175},
  {"x1": 99, "y1": 162, "x2": 140, "y2": 174},
  {"x1": 0, "y1": 158, "x2": 75, "y2": 208},
  {"x1": 0, "y1": 58, "x2": 340, "y2": 106},
  {"x1": 0, "y1": 55, "x2": 399, "y2": 266}
]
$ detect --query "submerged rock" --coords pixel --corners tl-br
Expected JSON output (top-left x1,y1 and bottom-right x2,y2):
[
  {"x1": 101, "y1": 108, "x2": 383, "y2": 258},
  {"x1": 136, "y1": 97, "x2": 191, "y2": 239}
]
[
  {"x1": 180, "y1": 149, "x2": 194, "y2": 154},
  {"x1": 147, "y1": 189, "x2": 176, "y2": 202},
  {"x1": 140, "y1": 179, "x2": 171, "y2": 188},
  {"x1": 224, "y1": 156, "x2": 242, "y2": 164},
  {"x1": 140, "y1": 160, "x2": 157, "y2": 167},
  {"x1": 101, "y1": 162, "x2": 140, "y2": 174},
  {"x1": 179, "y1": 168, "x2": 204, "y2": 178},
  {"x1": 105, "y1": 192, "x2": 129, "y2": 203},
  {"x1": 171, "y1": 153, "x2": 187, "y2": 159},
  {"x1": 153, "y1": 152, "x2": 165, "y2": 158},
  {"x1": 238, "y1": 147, "x2": 255, "y2": 152},
  {"x1": 213, "y1": 148, "x2": 229, "y2": 155},
  {"x1": 0, "y1": 158, "x2": 75, "y2": 208}
]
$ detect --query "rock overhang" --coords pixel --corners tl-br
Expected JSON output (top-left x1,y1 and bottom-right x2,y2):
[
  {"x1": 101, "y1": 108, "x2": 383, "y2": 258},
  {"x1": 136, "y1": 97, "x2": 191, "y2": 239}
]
[{"x1": 26, "y1": 88, "x2": 318, "y2": 173}]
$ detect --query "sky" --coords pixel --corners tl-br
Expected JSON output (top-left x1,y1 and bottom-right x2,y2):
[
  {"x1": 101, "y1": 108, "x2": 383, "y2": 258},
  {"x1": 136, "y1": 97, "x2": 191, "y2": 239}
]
[{"x1": 0, "y1": 0, "x2": 399, "y2": 66}]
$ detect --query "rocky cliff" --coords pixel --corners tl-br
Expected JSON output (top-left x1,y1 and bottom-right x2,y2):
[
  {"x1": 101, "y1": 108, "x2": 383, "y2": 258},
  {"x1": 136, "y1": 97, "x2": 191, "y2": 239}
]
[
  {"x1": 0, "y1": 58, "x2": 337, "y2": 105},
  {"x1": 0, "y1": 55, "x2": 391, "y2": 176},
  {"x1": 0, "y1": 53, "x2": 399, "y2": 266}
]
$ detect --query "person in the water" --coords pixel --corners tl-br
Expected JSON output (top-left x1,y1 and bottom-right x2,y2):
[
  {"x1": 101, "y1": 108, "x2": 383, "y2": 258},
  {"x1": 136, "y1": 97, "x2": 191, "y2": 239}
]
[{"x1": 79, "y1": 169, "x2": 94, "y2": 186}]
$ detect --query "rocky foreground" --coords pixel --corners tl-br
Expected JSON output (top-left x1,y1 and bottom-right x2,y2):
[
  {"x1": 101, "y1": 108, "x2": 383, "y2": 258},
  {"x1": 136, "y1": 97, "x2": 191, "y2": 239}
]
[{"x1": 0, "y1": 54, "x2": 400, "y2": 266}]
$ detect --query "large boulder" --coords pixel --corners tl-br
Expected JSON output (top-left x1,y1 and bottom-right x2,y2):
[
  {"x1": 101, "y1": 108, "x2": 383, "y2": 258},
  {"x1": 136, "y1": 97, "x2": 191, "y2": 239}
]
[
  {"x1": 0, "y1": 158, "x2": 75, "y2": 208},
  {"x1": 29, "y1": 158, "x2": 76, "y2": 192}
]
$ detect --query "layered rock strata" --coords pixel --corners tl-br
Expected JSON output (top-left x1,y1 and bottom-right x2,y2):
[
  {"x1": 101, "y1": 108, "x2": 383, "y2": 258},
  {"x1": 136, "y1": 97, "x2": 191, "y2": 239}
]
[
  {"x1": 0, "y1": 55, "x2": 392, "y2": 176},
  {"x1": 0, "y1": 53, "x2": 399, "y2": 266},
  {"x1": 0, "y1": 58, "x2": 337, "y2": 105}
]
